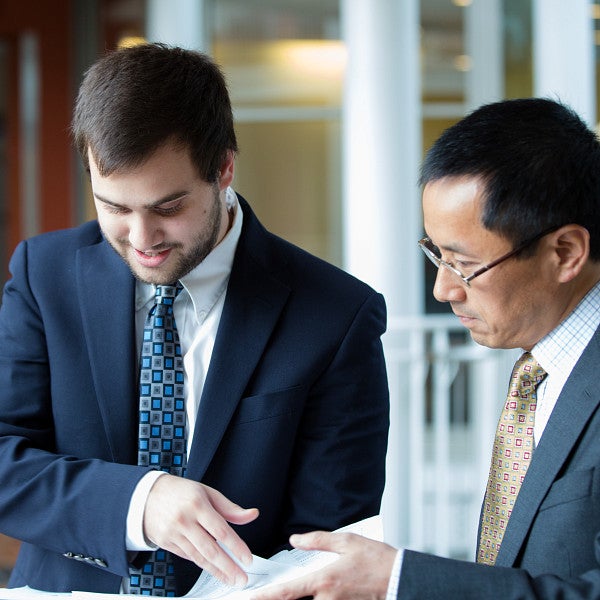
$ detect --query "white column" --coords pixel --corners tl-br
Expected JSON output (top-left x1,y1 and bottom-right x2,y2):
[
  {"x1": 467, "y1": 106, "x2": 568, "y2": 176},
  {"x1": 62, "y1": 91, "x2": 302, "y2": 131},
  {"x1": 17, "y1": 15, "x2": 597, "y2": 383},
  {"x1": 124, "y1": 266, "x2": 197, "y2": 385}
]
[
  {"x1": 533, "y1": 0, "x2": 595, "y2": 125},
  {"x1": 465, "y1": 0, "x2": 504, "y2": 111},
  {"x1": 341, "y1": 0, "x2": 422, "y2": 548},
  {"x1": 145, "y1": 0, "x2": 206, "y2": 51},
  {"x1": 341, "y1": 0, "x2": 422, "y2": 318}
]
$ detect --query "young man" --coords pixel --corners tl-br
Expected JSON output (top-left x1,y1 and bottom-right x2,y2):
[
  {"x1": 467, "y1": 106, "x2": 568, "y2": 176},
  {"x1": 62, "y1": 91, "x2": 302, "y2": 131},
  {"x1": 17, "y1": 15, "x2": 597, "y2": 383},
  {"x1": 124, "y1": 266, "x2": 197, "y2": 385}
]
[
  {"x1": 0, "y1": 44, "x2": 389, "y2": 595},
  {"x1": 254, "y1": 98, "x2": 600, "y2": 599}
]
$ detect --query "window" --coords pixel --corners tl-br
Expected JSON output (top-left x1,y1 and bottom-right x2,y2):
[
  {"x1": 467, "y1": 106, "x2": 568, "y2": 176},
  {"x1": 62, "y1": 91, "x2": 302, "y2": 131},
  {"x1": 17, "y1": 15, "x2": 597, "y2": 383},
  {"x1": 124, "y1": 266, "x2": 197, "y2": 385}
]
[{"x1": 209, "y1": 0, "x2": 344, "y2": 265}]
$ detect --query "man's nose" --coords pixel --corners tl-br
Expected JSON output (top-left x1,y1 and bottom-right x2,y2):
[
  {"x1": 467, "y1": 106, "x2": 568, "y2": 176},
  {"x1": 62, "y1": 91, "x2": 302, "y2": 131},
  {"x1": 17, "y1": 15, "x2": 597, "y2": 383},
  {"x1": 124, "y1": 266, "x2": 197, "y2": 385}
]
[
  {"x1": 432, "y1": 266, "x2": 467, "y2": 304},
  {"x1": 128, "y1": 214, "x2": 164, "y2": 251}
]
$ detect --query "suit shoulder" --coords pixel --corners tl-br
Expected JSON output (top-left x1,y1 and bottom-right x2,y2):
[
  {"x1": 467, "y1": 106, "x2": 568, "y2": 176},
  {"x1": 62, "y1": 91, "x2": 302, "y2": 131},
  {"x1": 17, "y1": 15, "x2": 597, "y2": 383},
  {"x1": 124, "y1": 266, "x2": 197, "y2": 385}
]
[
  {"x1": 24, "y1": 221, "x2": 102, "y2": 252},
  {"x1": 238, "y1": 197, "x2": 381, "y2": 304},
  {"x1": 264, "y1": 231, "x2": 383, "y2": 312},
  {"x1": 9, "y1": 222, "x2": 104, "y2": 278}
]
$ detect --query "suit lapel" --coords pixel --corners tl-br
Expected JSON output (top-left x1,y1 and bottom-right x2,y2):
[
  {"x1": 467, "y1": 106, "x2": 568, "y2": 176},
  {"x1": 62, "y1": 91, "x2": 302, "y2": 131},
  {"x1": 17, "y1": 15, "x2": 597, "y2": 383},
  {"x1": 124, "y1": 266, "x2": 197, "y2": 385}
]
[
  {"x1": 496, "y1": 333, "x2": 600, "y2": 566},
  {"x1": 74, "y1": 202, "x2": 289, "y2": 475},
  {"x1": 77, "y1": 238, "x2": 138, "y2": 464},
  {"x1": 185, "y1": 200, "x2": 291, "y2": 480}
]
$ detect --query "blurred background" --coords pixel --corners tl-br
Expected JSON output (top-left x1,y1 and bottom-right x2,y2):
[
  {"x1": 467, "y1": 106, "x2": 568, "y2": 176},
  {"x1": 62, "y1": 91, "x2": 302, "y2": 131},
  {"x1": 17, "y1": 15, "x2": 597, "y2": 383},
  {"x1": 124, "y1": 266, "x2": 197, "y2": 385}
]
[{"x1": 0, "y1": 0, "x2": 598, "y2": 587}]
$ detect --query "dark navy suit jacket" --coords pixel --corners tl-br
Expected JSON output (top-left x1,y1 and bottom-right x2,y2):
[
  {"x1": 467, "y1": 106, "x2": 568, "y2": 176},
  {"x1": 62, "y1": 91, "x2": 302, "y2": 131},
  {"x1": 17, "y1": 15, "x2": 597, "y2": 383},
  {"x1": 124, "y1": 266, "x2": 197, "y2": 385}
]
[
  {"x1": 399, "y1": 324, "x2": 600, "y2": 598},
  {"x1": 0, "y1": 196, "x2": 389, "y2": 594}
]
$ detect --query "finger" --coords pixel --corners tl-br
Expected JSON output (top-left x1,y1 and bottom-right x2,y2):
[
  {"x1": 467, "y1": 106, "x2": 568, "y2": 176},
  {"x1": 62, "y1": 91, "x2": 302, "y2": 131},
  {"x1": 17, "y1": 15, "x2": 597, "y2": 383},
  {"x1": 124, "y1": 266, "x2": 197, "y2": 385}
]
[
  {"x1": 154, "y1": 500, "x2": 250, "y2": 587},
  {"x1": 199, "y1": 490, "x2": 258, "y2": 566},
  {"x1": 203, "y1": 515, "x2": 255, "y2": 568},
  {"x1": 175, "y1": 528, "x2": 249, "y2": 588},
  {"x1": 180, "y1": 505, "x2": 256, "y2": 580},
  {"x1": 144, "y1": 479, "x2": 258, "y2": 580},
  {"x1": 205, "y1": 485, "x2": 260, "y2": 524}
]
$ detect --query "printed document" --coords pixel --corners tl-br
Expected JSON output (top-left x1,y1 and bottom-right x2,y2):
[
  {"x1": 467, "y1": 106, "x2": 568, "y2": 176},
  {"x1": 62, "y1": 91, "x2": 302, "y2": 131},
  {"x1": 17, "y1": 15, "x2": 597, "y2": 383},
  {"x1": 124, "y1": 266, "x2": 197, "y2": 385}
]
[{"x1": 0, "y1": 515, "x2": 382, "y2": 600}]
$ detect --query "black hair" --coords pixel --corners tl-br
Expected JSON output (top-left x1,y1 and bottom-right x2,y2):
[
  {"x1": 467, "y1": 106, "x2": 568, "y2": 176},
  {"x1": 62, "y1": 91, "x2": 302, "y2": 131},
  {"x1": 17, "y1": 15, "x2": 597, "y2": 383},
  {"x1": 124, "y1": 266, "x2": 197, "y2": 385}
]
[{"x1": 420, "y1": 98, "x2": 600, "y2": 259}]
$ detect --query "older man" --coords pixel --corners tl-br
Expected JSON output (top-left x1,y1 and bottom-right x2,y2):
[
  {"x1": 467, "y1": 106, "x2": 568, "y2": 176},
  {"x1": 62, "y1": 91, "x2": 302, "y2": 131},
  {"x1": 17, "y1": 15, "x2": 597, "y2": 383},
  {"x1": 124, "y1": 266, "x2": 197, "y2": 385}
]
[{"x1": 255, "y1": 98, "x2": 600, "y2": 599}]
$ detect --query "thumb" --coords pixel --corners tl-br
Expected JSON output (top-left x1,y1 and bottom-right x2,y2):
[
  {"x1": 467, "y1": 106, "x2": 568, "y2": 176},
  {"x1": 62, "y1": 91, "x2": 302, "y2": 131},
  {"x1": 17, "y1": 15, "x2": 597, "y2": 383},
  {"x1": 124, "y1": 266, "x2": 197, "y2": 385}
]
[{"x1": 289, "y1": 530, "x2": 338, "y2": 552}]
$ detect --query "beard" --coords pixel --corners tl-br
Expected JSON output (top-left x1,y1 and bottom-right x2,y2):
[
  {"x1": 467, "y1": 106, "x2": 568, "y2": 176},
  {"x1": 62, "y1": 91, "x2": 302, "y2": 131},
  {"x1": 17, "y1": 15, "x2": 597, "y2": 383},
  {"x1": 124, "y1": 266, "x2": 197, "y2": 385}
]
[{"x1": 103, "y1": 184, "x2": 224, "y2": 285}]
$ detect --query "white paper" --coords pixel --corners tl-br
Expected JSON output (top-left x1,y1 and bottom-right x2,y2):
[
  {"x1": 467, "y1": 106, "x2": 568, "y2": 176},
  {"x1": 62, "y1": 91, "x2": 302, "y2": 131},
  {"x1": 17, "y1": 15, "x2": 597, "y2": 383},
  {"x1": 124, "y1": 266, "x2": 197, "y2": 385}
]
[
  {"x1": 2, "y1": 515, "x2": 383, "y2": 600},
  {"x1": 0, "y1": 587, "x2": 71, "y2": 599},
  {"x1": 182, "y1": 514, "x2": 382, "y2": 599}
]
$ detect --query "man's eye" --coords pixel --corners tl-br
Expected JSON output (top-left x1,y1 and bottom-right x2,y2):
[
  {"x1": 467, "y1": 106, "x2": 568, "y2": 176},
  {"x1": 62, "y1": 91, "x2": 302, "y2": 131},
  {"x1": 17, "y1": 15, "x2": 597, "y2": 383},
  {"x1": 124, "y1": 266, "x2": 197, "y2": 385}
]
[
  {"x1": 106, "y1": 205, "x2": 128, "y2": 215},
  {"x1": 155, "y1": 203, "x2": 183, "y2": 216},
  {"x1": 456, "y1": 259, "x2": 476, "y2": 269}
]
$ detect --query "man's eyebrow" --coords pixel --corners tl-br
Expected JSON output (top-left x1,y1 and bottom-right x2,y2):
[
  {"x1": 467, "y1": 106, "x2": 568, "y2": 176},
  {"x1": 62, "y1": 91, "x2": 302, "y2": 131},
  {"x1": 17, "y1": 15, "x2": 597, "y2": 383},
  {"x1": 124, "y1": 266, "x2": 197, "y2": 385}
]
[
  {"x1": 429, "y1": 237, "x2": 473, "y2": 257},
  {"x1": 440, "y1": 242, "x2": 464, "y2": 254},
  {"x1": 93, "y1": 191, "x2": 190, "y2": 209}
]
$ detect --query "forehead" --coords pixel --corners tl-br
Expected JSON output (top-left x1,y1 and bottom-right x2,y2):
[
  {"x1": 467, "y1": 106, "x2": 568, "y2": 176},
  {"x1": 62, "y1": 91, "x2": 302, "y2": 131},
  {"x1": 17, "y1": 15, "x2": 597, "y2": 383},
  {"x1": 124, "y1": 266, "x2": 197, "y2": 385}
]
[
  {"x1": 423, "y1": 176, "x2": 485, "y2": 240},
  {"x1": 422, "y1": 175, "x2": 512, "y2": 255},
  {"x1": 422, "y1": 176, "x2": 483, "y2": 223},
  {"x1": 87, "y1": 143, "x2": 198, "y2": 204}
]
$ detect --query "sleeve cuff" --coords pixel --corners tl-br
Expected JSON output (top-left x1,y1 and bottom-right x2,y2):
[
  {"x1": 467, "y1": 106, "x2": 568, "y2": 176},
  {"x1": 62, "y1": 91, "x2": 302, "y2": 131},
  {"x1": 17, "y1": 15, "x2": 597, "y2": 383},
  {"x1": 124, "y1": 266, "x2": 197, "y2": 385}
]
[
  {"x1": 125, "y1": 470, "x2": 166, "y2": 550},
  {"x1": 385, "y1": 549, "x2": 404, "y2": 600}
]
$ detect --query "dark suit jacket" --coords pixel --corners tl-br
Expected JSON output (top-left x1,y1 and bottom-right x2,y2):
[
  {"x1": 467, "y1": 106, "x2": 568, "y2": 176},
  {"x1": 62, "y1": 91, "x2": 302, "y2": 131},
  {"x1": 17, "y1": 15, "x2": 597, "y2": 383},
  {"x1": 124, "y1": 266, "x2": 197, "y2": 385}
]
[
  {"x1": 398, "y1": 324, "x2": 600, "y2": 599},
  {"x1": 0, "y1": 196, "x2": 389, "y2": 594}
]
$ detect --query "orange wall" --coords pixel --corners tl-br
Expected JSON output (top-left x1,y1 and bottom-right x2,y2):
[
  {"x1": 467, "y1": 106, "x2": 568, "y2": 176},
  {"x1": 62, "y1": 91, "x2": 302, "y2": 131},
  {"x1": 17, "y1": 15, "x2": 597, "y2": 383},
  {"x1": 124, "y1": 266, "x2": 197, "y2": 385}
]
[
  {"x1": 0, "y1": 0, "x2": 74, "y2": 256},
  {"x1": 0, "y1": 0, "x2": 74, "y2": 570}
]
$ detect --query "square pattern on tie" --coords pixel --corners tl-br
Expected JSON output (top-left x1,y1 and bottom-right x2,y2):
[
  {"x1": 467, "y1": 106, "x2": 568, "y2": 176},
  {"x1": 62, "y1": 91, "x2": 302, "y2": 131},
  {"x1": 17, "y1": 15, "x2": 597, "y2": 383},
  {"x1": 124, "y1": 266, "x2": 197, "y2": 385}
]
[
  {"x1": 477, "y1": 352, "x2": 546, "y2": 566},
  {"x1": 130, "y1": 283, "x2": 185, "y2": 596}
]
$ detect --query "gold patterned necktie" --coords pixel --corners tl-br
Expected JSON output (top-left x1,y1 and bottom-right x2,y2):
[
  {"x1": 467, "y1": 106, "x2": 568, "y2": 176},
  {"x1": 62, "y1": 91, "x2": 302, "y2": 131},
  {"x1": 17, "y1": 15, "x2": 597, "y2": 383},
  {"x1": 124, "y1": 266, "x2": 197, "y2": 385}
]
[{"x1": 477, "y1": 351, "x2": 547, "y2": 566}]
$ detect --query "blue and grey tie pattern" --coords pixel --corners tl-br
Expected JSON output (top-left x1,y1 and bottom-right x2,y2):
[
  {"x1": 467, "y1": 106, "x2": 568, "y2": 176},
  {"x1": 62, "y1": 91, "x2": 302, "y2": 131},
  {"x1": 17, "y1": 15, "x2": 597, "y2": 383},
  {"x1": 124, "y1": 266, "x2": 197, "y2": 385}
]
[{"x1": 130, "y1": 283, "x2": 185, "y2": 596}]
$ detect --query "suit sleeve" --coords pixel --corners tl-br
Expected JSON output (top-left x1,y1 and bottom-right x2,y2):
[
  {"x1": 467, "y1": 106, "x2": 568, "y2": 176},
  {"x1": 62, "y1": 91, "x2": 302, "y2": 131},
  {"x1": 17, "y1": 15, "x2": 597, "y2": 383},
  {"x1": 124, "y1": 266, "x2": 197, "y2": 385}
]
[
  {"x1": 398, "y1": 549, "x2": 600, "y2": 599},
  {"x1": 282, "y1": 290, "x2": 390, "y2": 536},
  {"x1": 0, "y1": 240, "x2": 149, "y2": 578}
]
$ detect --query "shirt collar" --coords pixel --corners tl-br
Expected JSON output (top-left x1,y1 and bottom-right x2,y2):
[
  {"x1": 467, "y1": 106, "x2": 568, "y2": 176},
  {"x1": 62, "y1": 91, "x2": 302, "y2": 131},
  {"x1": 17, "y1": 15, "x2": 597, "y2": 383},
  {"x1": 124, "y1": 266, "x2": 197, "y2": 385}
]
[{"x1": 531, "y1": 279, "x2": 600, "y2": 379}]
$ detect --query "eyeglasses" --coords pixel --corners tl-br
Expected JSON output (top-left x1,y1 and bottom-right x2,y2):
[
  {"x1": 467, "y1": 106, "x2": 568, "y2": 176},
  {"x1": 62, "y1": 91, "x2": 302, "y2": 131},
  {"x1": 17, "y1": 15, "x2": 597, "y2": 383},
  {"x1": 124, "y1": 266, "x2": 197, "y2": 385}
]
[{"x1": 418, "y1": 226, "x2": 559, "y2": 287}]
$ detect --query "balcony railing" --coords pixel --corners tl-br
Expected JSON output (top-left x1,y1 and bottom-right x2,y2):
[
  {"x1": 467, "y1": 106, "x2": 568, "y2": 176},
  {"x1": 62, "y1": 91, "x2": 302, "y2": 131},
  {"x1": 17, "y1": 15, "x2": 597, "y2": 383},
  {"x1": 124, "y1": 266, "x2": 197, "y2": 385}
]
[{"x1": 381, "y1": 314, "x2": 518, "y2": 560}]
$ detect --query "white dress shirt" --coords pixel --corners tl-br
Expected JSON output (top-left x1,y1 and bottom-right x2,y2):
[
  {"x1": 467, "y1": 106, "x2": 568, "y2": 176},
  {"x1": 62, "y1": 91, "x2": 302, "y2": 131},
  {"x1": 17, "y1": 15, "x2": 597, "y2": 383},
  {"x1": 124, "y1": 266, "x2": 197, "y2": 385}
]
[
  {"x1": 387, "y1": 280, "x2": 600, "y2": 598},
  {"x1": 125, "y1": 187, "x2": 242, "y2": 551}
]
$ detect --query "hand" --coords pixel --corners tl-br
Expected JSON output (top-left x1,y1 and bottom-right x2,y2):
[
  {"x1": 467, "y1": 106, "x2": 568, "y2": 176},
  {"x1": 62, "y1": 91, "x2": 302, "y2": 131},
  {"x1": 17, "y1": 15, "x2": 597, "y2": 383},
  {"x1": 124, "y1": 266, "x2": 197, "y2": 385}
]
[
  {"x1": 252, "y1": 531, "x2": 397, "y2": 600},
  {"x1": 143, "y1": 475, "x2": 259, "y2": 587}
]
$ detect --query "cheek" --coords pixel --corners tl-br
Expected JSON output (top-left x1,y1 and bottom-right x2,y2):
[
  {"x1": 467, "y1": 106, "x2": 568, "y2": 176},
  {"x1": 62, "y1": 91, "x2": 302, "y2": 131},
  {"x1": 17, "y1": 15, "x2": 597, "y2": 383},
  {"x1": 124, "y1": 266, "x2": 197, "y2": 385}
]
[
  {"x1": 96, "y1": 211, "x2": 128, "y2": 241},
  {"x1": 172, "y1": 211, "x2": 210, "y2": 242},
  {"x1": 475, "y1": 291, "x2": 515, "y2": 330},
  {"x1": 485, "y1": 294, "x2": 531, "y2": 345},
  {"x1": 163, "y1": 219, "x2": 192, "y2": 244}
]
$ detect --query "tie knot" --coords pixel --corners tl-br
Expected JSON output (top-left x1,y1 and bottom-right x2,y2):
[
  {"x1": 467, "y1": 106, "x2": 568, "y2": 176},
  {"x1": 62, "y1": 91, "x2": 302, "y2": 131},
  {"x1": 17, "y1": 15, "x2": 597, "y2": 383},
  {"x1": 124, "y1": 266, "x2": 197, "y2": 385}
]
[
  {"x1": 512, "y1": 351, "x2": 547, "y2": 391},
  {"x1": 154, "y1": 282, "x2": 183, "y2": 305}
]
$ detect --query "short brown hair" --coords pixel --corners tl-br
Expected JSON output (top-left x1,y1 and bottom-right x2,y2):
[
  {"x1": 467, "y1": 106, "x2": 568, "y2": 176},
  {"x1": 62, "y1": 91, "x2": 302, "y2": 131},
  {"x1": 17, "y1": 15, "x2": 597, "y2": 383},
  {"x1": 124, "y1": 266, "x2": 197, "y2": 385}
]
[{"x1": 72, "y1": 43, "x2": 238, "y2": 182}]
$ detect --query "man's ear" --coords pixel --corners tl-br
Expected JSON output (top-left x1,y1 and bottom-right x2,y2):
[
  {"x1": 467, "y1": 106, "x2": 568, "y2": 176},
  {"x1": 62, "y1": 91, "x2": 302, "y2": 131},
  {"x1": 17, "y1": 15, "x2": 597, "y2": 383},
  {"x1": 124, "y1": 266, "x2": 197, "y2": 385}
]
[
  {"x1": 218, "y1": 150, "x2": 235, "y2": 190},
  {"x1": 549, "y1": 225, "x2": 590, "y2": 283}
]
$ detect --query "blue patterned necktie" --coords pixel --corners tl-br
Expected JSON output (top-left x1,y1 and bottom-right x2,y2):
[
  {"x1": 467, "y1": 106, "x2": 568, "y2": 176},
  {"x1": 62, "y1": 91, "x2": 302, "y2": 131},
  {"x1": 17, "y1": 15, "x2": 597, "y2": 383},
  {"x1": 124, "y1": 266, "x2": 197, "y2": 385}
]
[{"x1": 130, "y1": 283, "x2": 185, "y2": 596}]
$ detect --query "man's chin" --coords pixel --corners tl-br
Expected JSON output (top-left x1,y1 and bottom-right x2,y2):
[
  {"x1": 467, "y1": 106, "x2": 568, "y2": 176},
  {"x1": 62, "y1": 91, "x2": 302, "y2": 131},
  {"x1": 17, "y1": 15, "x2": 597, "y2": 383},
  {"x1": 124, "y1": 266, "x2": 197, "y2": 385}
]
[
  {"x1": 124, "y1": 260, "x2": 178, "y2": 286},
  {"x1": 469, "y1": 330, "x2": 505, "y2": 350}
]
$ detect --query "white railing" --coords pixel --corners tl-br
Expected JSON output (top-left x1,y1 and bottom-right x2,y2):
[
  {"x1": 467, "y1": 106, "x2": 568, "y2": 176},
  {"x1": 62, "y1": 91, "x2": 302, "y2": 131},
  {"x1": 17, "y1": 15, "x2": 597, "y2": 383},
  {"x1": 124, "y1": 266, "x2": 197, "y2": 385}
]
[{"x1": 380, "y1": 314, "x2": 518, "y2": 560}]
